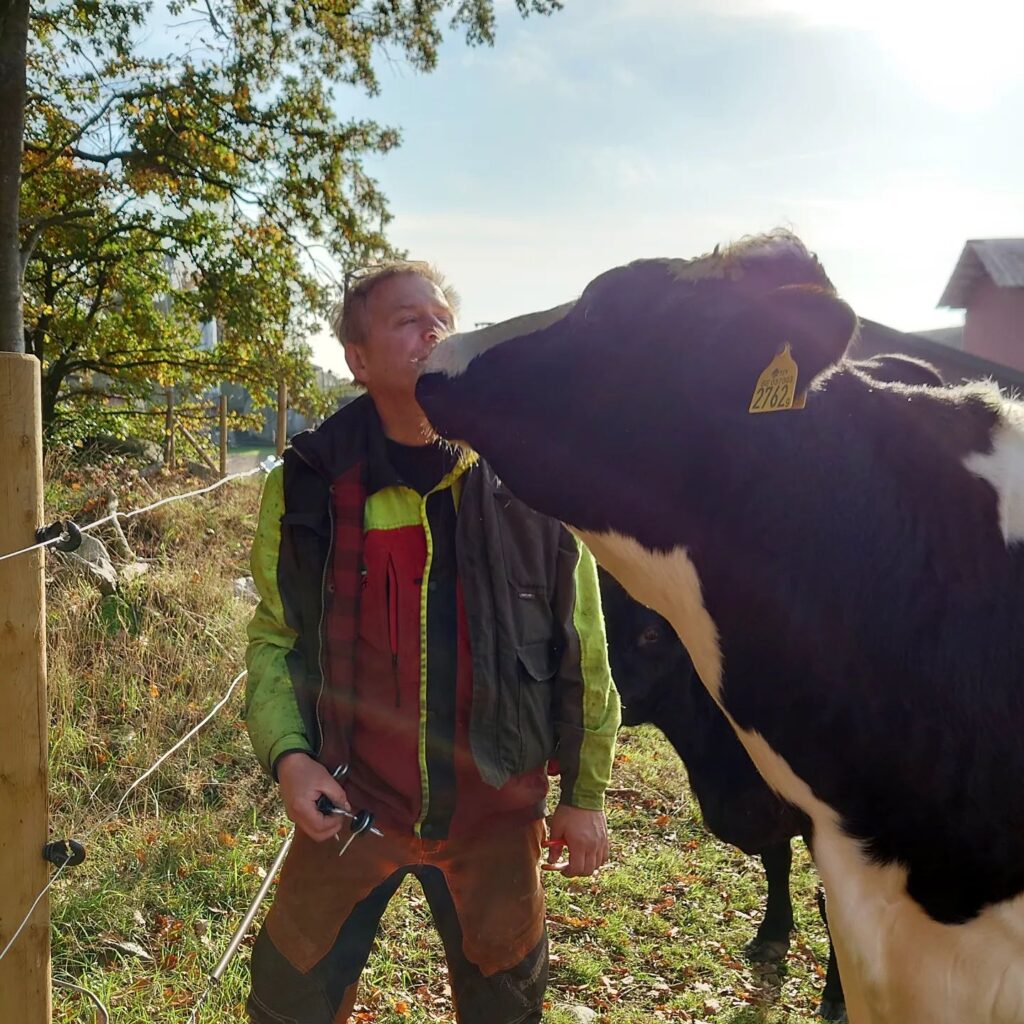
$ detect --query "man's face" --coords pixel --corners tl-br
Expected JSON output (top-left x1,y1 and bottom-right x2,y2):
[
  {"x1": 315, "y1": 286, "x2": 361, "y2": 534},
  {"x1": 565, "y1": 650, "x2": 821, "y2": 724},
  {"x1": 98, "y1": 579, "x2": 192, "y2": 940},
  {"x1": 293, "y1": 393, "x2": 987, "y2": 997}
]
[{"x1": 345, "y1": 272, "x2": 454, "y2": 401}]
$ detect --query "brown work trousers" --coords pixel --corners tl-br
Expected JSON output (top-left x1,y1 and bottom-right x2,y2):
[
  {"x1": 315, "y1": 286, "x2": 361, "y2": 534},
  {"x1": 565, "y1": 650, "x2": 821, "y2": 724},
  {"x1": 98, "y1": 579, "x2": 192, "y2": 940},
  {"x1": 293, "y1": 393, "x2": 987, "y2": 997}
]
[{"x1": 247, "y1": 818, "x2": 548, "y2": 1024}]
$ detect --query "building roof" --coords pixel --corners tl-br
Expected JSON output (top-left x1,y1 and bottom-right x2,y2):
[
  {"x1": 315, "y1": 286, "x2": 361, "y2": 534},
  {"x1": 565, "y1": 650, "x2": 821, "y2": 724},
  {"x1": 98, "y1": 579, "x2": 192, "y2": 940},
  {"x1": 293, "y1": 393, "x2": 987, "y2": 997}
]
[
  {"x1": 939, "y1": 239, "x2": 1024, "y2": 309},
  {"x1": 852, "y1": 319, "x2": 1024, "y2": 394},
  {"x1": 914, "y1": 325, "x2": 964, "y2": 350}
]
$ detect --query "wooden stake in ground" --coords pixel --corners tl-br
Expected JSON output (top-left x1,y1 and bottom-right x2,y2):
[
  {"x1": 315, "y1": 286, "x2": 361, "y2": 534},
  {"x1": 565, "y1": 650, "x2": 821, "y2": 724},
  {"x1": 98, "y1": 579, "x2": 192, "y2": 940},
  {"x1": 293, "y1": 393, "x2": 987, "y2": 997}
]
[
  {"x1": 165, "y1": 389, "x2": 176, "y2": 468},
  {"x1": 276, "y1": 380, "x2": 288, "y2": 457},
  {"x1": 219, "y1": 394, "x2": 228, "y2": 478},
  {"x1": 0, "y1": 352, "x2": 51, "y2": 1023}
]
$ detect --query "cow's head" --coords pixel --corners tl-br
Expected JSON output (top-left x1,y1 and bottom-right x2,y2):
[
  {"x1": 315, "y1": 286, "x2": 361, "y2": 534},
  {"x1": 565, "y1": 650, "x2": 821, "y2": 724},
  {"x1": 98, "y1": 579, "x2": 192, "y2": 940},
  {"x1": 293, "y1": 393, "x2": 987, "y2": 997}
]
[
  {"x1": 416, "y1": 231, "x2": 858, "y2": 540},
  {"x1": 598, "y1": 568, "x2": 692, "y2": 726}
]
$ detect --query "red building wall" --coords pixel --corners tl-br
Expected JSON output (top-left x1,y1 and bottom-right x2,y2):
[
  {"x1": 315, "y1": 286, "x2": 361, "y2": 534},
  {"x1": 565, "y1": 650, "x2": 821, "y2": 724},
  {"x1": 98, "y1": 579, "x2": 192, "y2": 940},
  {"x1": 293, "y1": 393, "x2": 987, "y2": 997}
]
[{"x1": 964, "y1": 279, "x2": 1024, "y2": 372}]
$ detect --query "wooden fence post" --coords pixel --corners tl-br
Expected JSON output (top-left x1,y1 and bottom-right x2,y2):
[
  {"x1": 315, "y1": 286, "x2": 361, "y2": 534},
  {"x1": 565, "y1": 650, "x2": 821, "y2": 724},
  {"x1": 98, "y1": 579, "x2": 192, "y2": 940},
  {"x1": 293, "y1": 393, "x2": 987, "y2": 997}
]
[
  {"x1": 177, "y1": 421, "x2": 218, "y2": 476},
  {"x1": 276, "y1": 380, "x2": 287, "y2": 457},
  {"x1": 219, "y1": 394, "x2": 228, "y2": 478},
  {"x1": 164, "y1": 389, "x2": 175, "y2": 469},
  {"x1": 0, "y1": 352, "x2": 51, "y2": 1023}
]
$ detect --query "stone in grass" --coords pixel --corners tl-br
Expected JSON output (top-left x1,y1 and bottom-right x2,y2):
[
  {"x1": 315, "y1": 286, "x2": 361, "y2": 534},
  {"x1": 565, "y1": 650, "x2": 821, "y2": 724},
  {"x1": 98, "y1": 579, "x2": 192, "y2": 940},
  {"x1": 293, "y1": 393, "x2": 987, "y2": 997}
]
[
  {"x1": 567, "y1": 1007, "x2": 598, "y2": 1024},
  {"x1": 119, "y1": 561, "x2": 151, "y2": 584},
  {"x1": 58, "y1": 533, "x2": 118, "y2": 596},
  {"x1": 97, "y1": 937, "x2": 153, "y2": 963},
  {"x1": 234, "y1": 576, "x2": 259, "y2": 603}
]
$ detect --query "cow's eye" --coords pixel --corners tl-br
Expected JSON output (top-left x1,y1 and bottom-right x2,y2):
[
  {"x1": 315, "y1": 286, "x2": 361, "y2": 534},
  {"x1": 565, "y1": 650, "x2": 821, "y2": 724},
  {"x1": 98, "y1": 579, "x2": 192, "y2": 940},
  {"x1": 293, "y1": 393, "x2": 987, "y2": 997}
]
[{"x1": 638, "y1": 627, "x2": 661, "y2": 647}]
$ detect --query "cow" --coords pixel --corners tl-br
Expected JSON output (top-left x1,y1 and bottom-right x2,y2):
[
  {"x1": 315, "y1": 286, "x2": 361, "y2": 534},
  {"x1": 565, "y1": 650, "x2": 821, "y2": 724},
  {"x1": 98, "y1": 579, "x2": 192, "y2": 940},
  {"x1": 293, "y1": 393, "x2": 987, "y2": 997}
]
[
  {"x1": 416, "y1": 231, "x2": 1024, "y2": 1024},
  {"x1": 600, "y1": 569, "x2": 845, "y2": 1018}
]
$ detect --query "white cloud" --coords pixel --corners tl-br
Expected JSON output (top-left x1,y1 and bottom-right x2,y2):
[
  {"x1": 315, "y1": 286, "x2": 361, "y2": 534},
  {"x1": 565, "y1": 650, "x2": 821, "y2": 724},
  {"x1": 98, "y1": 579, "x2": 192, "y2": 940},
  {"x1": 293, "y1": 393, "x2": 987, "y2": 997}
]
[
  {"x1": 459, "y1": 36, "x2": 580, "y2": 96},
  {"x1": 585, "y1": 145, "x2": 662, "y2": 190},
  {"x1": 598, "y1": 0, "x2": 1024, "y2": 111}
]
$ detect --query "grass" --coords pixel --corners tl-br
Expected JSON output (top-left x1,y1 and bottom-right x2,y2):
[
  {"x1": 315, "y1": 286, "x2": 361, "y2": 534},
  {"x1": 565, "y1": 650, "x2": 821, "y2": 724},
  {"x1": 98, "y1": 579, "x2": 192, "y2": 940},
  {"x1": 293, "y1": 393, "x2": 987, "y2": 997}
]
[{"x1": 37, "y1": 466, "x2": 832, "y2": 1024}]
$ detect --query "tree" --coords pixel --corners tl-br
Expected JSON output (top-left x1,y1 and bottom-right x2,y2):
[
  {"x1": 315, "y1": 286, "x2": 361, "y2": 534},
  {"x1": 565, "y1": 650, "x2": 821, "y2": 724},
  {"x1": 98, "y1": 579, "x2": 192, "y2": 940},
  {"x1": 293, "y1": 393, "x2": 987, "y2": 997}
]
[
  {"x1": 3, "y1": 0, "x2": 563, "y2": 438},
  {"x1": 0, "y1": 0, "x2": 29, "y2": 353}
]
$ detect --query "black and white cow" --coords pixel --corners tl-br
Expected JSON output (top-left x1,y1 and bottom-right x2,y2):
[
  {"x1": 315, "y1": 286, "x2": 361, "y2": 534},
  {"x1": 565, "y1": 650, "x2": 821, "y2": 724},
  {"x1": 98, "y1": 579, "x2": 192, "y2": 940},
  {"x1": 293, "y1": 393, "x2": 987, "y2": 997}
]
[
  {"x1": 417, "y1": 232, "x2": 1024, "y2": 1024},
  {"x1": 600, "y1": 569, "x2": 845, "y2": 1018}
]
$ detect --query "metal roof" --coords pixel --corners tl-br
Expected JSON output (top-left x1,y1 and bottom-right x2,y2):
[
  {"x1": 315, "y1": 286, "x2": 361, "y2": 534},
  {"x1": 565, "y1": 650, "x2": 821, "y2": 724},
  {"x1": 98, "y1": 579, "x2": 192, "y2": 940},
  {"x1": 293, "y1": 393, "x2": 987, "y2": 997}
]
[
  {"x1": 914, "y1": 325, "x2": 964, "y2": 350},
  {"x1": 939, "y1": 239, "x2": 1024, "y2": 308}
]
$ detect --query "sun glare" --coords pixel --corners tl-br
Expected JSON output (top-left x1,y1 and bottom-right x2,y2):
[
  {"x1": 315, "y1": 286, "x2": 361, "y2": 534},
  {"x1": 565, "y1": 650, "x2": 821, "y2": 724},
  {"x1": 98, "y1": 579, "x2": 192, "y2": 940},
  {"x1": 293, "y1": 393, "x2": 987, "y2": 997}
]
[{"x1": 770, "y1": 0, "x2": 1023, "y2": 110}]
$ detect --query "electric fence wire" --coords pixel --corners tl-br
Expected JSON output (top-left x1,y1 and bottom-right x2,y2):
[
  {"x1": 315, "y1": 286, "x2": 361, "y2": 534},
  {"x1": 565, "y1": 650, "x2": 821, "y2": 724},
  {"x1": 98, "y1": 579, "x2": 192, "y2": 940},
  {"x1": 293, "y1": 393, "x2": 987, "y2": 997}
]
[
  {"x1": 0, "y1": 669, "x2": 248, "y2": 968},
  {"x1": 0, "y1": 460, "x2": 276, "y2": 566}
]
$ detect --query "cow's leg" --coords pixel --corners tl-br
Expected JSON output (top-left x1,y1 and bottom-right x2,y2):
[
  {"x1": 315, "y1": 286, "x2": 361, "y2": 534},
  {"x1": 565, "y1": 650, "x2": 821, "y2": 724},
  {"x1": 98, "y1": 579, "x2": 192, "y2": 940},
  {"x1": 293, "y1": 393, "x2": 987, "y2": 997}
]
[
  {"x1": 816, "y1": 884, "x2": 847, "y2": 1021},
  {"x1": 744, "y1": 840, "x2": 794, "y2": 963}
]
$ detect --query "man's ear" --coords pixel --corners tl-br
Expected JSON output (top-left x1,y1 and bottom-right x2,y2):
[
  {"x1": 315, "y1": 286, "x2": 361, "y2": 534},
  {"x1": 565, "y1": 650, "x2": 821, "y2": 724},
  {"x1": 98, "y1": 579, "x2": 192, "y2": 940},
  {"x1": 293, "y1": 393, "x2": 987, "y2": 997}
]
[
  {"x1": 711, "y1": 284, "x2": 857, "y2": 402},
  {"x1": 344, "y1": 342, "x2": 370, "y2": 386}
]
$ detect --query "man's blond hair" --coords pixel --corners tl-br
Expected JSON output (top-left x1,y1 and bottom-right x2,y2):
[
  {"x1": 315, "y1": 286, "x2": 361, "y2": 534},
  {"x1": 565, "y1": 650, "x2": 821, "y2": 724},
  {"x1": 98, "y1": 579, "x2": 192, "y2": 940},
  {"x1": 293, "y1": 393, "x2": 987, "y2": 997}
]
[{"x1": 331, "y1": 260, "x2": 460, "y2": 348}]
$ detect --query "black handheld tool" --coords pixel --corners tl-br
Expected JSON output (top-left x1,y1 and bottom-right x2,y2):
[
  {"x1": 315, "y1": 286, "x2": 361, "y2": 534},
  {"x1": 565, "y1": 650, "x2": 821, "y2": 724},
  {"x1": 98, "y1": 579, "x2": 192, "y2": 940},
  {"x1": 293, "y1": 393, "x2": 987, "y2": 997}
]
[{"x1": 316, "y1": 794, "x2": 383, "y2": 858}]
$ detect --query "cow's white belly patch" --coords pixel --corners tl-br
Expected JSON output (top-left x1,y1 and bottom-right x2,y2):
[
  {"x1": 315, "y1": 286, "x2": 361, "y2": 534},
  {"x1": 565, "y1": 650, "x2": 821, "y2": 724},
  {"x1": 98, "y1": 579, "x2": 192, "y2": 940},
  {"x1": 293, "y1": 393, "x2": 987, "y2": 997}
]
[
  {"x1": 964, "y1": 399, "x2": 1024, "y2": 546},
  {"x1": 573, "y1": 530, "x2": 1024, "y2": 1024}
]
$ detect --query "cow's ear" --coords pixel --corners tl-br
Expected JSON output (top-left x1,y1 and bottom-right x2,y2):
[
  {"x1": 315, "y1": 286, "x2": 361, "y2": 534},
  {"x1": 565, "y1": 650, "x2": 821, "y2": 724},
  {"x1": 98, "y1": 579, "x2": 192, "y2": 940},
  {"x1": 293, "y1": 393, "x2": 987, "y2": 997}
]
[{"x1": 713, "y1": 285, "x2": 857, "y2": 404}]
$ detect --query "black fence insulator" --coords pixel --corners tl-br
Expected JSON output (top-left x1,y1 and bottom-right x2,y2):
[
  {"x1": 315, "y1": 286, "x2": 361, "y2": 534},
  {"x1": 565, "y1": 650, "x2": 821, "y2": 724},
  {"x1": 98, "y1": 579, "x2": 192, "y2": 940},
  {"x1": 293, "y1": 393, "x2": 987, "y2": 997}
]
[
  {"x1": 35, "y1": 520, "x2": 82, "y2": 553},
  {"x1": 43, "y1": 839, "x2": 86, "y2": 868}
]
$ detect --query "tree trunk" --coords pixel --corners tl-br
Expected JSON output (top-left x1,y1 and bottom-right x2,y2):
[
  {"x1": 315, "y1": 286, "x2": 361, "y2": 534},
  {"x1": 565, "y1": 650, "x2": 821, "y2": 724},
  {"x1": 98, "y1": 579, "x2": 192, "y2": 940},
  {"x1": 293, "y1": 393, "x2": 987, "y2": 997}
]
[{"x1": 0, "y1": 0, "x2": 28, "y2": 353}]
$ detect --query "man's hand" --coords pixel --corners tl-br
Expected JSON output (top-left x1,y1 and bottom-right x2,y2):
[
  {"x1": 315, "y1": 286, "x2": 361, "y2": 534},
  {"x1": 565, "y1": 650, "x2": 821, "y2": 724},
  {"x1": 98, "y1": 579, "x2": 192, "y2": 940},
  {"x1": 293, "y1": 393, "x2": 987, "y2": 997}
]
[
  {"x1": 544, "y1": 804, "x2": 610, "y2": 877},
  {"x1": 277, "y1": 753, "x2": 352, "y2": 842}
]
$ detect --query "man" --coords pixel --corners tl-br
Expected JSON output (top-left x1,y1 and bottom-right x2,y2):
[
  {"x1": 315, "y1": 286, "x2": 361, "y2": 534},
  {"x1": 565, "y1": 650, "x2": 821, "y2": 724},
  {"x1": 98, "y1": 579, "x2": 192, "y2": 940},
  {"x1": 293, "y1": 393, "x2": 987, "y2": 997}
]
[{"x1": 244, "y1": 261, "x2": 620, "y2": 1024}]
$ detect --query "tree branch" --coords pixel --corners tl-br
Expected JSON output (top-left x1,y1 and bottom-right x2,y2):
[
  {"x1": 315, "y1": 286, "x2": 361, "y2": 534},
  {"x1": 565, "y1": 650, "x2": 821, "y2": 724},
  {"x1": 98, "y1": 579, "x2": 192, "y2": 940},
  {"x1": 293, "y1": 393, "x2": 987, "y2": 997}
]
[
  {"x1": 20, "y1": 207, "x2": 97, "y2": 275},
  {"x1": 22, "y1": 87, "x2": 163, "y2": 179}
]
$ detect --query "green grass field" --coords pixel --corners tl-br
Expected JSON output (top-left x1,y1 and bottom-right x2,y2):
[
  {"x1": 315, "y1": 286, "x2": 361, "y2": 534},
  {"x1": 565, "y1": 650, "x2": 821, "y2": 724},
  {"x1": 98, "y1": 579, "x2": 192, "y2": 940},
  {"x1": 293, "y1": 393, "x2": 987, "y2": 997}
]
[{"x1": 39, "y1": 472, "x2": 831, "y2": 1023}]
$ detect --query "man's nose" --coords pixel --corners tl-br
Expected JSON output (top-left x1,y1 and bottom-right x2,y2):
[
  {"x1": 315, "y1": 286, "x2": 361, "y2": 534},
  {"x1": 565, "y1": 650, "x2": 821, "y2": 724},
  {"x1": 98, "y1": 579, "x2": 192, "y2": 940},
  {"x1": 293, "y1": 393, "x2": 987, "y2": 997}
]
[{"x1": 424, "y1": 320, "x2": 447, "y2": 343}]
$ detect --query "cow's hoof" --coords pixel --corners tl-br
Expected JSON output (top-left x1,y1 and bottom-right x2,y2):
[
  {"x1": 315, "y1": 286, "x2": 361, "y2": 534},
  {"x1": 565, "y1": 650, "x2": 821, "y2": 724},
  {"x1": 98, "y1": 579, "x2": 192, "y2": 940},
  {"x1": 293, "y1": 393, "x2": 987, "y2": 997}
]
[
  {"x1": 818, "y1": 998, "x2": 847, "y2": 1021},
  {"x1": 743, "y1": 936, "x2": 789, "y2": 963}
]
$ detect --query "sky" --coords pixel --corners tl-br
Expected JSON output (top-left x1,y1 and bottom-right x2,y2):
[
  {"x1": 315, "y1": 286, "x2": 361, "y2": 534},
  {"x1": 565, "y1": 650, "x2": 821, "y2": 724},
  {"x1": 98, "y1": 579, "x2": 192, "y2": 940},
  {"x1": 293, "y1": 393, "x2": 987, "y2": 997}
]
[{"x1": 307, "y1": 0, "x2": 1024, "y2": 375}]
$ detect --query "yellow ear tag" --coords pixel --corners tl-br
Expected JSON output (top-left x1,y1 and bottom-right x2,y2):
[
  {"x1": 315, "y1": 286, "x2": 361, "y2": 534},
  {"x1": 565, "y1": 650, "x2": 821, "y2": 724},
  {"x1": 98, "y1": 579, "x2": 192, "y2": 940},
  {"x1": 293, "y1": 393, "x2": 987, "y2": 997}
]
[{"x1": 748, "y1": 343, "x2": 806, "y2": 414}]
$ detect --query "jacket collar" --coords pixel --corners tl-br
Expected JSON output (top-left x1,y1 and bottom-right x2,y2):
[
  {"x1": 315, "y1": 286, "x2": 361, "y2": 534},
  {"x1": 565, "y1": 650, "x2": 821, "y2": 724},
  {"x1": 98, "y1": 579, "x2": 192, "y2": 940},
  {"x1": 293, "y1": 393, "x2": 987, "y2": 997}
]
[
  {"x1": 288, "y1": 393, "x2": 376, "y2": 482},
  {"x1": 288, "y1": 392, "x2": 478, "y2": 491}
]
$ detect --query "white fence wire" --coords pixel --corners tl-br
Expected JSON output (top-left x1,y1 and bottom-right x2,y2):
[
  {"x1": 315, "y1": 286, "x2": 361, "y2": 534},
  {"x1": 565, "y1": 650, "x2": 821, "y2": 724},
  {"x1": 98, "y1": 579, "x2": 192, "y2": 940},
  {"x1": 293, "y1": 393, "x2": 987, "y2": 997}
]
[{"x1": 0, "y1": 460, "x2": 276, "y2": 565}]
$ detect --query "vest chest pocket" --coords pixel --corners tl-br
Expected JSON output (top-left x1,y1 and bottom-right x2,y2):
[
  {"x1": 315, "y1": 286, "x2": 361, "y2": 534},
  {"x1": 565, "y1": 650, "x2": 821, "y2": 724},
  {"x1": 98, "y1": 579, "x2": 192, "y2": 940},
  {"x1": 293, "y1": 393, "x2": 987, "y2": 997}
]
[
  {"x1": 516, "y1": 638, "x2": 558, "y2": 683},
  {"x1": 516, "y1": 638, "x2": 558, "y2": 770}
]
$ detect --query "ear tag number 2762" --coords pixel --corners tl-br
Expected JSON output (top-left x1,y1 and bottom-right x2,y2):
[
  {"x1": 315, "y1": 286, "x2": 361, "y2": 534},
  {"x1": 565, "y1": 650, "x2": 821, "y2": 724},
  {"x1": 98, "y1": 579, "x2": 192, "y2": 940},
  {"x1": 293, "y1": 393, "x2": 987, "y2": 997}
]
[{"x1": 748, "y1": 343, "x2": 806, "y2": 414}]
